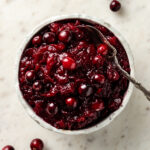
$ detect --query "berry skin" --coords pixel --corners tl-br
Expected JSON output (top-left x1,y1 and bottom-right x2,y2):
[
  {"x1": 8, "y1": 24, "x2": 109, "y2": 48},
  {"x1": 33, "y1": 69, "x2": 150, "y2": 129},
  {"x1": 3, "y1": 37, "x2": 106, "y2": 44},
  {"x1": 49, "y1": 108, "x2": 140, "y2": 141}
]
[
  {"x1": 107, "y1": 36, "x2": 118, "y2": 46},
  {"x1": 110, "y1": 0, "x2": 121, "y2": 12},
  {"x1": 92, "y1": 55, "x2": 104, "y2": 66},
  {"x1": 43, "y1": 32, "x2": 56, "y2": 43},
  {"x1": 78, "y1": 84, "x2": 88, "y2": 95},
  {"x1": 65, "y1": 97, "x2": 77, "y2": 108},
  {"x1": 97, "y1": 44, "x2": 108, "y2": 55},
  {"x1": 93, "y1": 74, "x2": 105, "y2": 84},
  {"x1": 58, "y1": 30, "x2": 71, "y2": 43},
  {"x1": 30, "y1": 138, "x2": 44, "y2": 150},
  {"x1": 2, "y1": 145, "x2": 14, "y2": 150},
  {"x1": 33, "y1": 81, "x2": 42, "y2": 91},
  {"x1": 32, "y1": 35, "x2": 42, "y2": 45},
  {"x1": 46, "y1": 102, "x2": 58, "y2": 116},
  {"x1": 62, "y1": 56, "x2": 76, "y2": 70},
  {"x1": 25, "y1": 70, "x2": 35, "y2": 81}
]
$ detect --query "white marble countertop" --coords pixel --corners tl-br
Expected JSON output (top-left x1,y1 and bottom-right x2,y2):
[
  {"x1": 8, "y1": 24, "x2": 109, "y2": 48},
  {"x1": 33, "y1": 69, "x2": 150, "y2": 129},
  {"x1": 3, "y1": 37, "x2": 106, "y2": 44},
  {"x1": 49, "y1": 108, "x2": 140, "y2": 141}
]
[{"x1": 1, "y1": 0, "x2": 150, "y2": 149}]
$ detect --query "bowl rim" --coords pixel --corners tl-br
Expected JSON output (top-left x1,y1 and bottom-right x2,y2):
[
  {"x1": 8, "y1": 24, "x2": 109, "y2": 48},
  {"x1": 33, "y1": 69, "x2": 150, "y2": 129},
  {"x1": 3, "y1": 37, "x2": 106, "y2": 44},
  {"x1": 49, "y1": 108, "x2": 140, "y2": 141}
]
[{"x1": 15, "y1": 14, "x2": 134, "y2": 135}]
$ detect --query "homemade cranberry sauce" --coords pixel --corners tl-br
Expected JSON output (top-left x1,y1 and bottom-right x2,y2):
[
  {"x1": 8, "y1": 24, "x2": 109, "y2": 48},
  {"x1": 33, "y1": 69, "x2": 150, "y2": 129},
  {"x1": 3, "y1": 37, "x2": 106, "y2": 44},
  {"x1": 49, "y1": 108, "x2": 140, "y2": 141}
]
[{"x1": 19, "y1": 19, "x2": 130, "y2": 130}]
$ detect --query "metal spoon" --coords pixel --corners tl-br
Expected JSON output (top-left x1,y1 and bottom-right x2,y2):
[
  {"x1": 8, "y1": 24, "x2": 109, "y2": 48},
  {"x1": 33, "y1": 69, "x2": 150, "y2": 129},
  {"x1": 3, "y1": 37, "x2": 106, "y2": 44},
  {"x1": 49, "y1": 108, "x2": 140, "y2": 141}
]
[{"x1": 78, "y1": 25, "x2": 150, "y2": 101}]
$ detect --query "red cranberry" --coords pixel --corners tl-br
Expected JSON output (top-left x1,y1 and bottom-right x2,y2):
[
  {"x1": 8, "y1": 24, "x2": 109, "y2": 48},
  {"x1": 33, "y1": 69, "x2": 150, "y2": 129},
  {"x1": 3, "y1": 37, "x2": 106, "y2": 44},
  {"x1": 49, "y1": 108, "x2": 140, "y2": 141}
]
[
  {"x1": 30, "y1": 138, "x2": 44, "y2": 150},
  {"x1": 46, "y1": 102, "x2": 58, "y2": 116},
  {"x1": 107, "y1": 36, "x2": 118, "y2": 46},
  {"x1": 43, "y1": 32, "x2": 56, "y2": 43},
  {"x1": 78, "y1": 84, "x2": 88, "y2": 95},
  {"x1": 25, "y1": 70, "x2": 35, "y2": 81},
  {"x1": 50, "y1": 23, "x2": 60, "y2": 33},
  {"x1": 107, "y1": 69, "x2": 120, "y2": 81},
  {"x1": 57, "y1": 43, "x2": 65, "y2": 51},
  {"x1": 32, "y1": 35, "x2": 42, "y2": 45},
  {"x1": 65, "y1": 97, "x2": 77, "y2": 108},
  {"x1": 92, "y1": 100, "x2": 104, "y2": 111},
  {"x1": 110, "y1": 0, "x2": 121, "y2": 12},
  {"x1": 92, "y1": 55, "x2": 104, "y2": 66},
  {"x1": 62, "y1": 56, "x2": 76, "y2": 70},
  {"x1": 58, "y1": 30, "x2": 71, "y2": 43},
  {"x1": 93, "y1": 74, "x2": 105, "y2": 84},
  {"x1": 97, "y1": 44, "x2": 108, "y2": 55},
  {"x1": 2, "y1": 145, "x2": 14, "y2": 150},
  {"x1": 33, "y1": 81, "x2": 42, "y2": 91}
]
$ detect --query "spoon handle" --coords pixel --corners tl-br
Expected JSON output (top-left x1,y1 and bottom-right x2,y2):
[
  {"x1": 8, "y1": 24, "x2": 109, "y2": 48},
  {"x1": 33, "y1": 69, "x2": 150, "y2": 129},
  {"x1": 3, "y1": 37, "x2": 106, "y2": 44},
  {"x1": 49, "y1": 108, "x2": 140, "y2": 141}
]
[
  {"x1": 97, "y1": 26, "x2": 150, "y2": 101},
  {"x1": 79, "y1": 25, "x2": 150, "y2": 101}
]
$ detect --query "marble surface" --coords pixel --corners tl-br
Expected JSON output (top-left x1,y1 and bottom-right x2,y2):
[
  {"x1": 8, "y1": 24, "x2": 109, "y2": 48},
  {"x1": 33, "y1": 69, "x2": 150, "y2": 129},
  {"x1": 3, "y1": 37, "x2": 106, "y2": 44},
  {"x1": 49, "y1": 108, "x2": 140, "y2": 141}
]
[{"x1": 0, "y1": 0, "x2": 150, "y2": 149}]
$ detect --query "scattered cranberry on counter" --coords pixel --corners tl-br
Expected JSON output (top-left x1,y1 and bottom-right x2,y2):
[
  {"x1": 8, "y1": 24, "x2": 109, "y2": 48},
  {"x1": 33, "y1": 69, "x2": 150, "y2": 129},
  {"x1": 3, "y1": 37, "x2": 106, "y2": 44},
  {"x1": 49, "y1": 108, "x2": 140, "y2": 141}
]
[
  {"x1": 30, "y1": 138, "x2": 44, "y2": 150},
  {"x1": 110, "y1": 0, "x2": 121, "y2": 12},
  {"x1": 2, "y1": 145, "x2": 15, "y2": 150}
]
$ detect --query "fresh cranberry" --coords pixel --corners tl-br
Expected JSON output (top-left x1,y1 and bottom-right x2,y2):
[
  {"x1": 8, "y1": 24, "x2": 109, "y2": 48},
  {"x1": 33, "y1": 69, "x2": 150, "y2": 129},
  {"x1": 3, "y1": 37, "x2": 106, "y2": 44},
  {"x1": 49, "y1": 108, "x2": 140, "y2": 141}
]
[
  {"x1": 46, "y1": 102, "x2": 58, "y2": 116},
  {"x1": 110, "y1": 0, "x2": 121, "y2": 12},
  {"x1": 32, "y1": 35, "x2": 42, "y2": 45},
  {"x1": 62, "y1": 56, "x2": 76, "y2": 70},
  {"x1": 97, "y1": 44, "x2": 108, "y2": 55},
  {"x1": 65, "y1": 97, "x2": 77, "y2": 108},
  {"x1": 58, "y1": 30, "x2": 71, "y2": 43},
  {"x1": 25, "y1": 70, "x2": 35, "y2": 81},
  {"x1": 43, "y1": 32, "x2": 56, "y2": 43},
  {"x1": 93, "y1": 74, "x2": 105, "y2": 84},
  {"x1": 30, "y1": 138, "x2": 44, "y2": 150},
  {"x1": 2, "y1": 145, "x2": 14, "y2": 150},
  {"x1": 33, "y1": 81, "x2": 42, "y2": 91}
]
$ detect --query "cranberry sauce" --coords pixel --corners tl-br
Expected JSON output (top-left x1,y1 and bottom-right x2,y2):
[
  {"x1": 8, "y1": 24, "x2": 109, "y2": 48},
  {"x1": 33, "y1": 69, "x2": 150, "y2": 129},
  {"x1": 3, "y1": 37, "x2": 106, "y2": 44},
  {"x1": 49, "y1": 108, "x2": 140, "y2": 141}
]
[{"x1": 18, "y1": 19, "x2": 130, "y2": 130}]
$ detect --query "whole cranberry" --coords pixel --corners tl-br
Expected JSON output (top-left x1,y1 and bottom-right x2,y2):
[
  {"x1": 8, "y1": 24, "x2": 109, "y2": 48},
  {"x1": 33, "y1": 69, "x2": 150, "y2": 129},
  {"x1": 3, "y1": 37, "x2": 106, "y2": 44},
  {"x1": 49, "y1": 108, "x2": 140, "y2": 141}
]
[
  {"x1": 97, "y1": 44, "x2": 108, "y2": 55},
  {"x1": 46, "y1": 102, "x2": 58, "y2": 116},
  {"x1": 30, "y1": 138, "x2": 44, "y2": 150},
  {"x1": 33, "y1": 81, "x2": 42, "y2": 91},
  {"x1": 107, "y1": 36, "x2": 118, "y2": 46},
  {"x1": 58, "y1": 30, "x2": 71, "y2": 43},
  {"x1": 110, "y1": 0, "x2": 121, "y2": 12},
  {"x1": 43, "y1": 32, "x2": 56, "y2": 43},
  {"x1": 65, "y1": 97, "x2": 77, "y2": 108},
  {"x1": 62, "y1": 56, "x2": 76, "y2": 70},
  {"x1": 2, "y1": 145, "x2": 14, "y2": 150},
  {"x1": 57, "y1": 43, "x2": 65, "y2": 51},
  {"x1": 93, "y1": 74, "x2": 105, "y2": 84},
  {"x1": 92, "y1": 55, "x2": 104, "y2": 66},
  {"x1": 78, "y1": 84, "x2": 88, "y2": 95},
  {"x1": 32, "y1": 35, "x2": 42, "y2": 45},
  {"x1": 25, "y1": 70, "x2": 35, "y2": 81}
]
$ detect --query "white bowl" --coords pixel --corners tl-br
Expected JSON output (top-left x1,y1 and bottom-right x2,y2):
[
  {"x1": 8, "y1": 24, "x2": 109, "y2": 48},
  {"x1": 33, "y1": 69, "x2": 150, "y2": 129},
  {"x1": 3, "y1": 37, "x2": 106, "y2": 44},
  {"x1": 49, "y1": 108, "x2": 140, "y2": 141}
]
[{"x1": 15, "y1": 14, "x2": 134, "y2": 135}]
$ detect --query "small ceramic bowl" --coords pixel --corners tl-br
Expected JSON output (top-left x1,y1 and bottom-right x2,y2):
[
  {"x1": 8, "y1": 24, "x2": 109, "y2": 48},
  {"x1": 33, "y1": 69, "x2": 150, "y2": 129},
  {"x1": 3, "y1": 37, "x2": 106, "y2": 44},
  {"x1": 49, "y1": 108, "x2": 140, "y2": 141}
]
[{"x1": 16, "y1": 14, "x2": 134, "y2": 135}]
